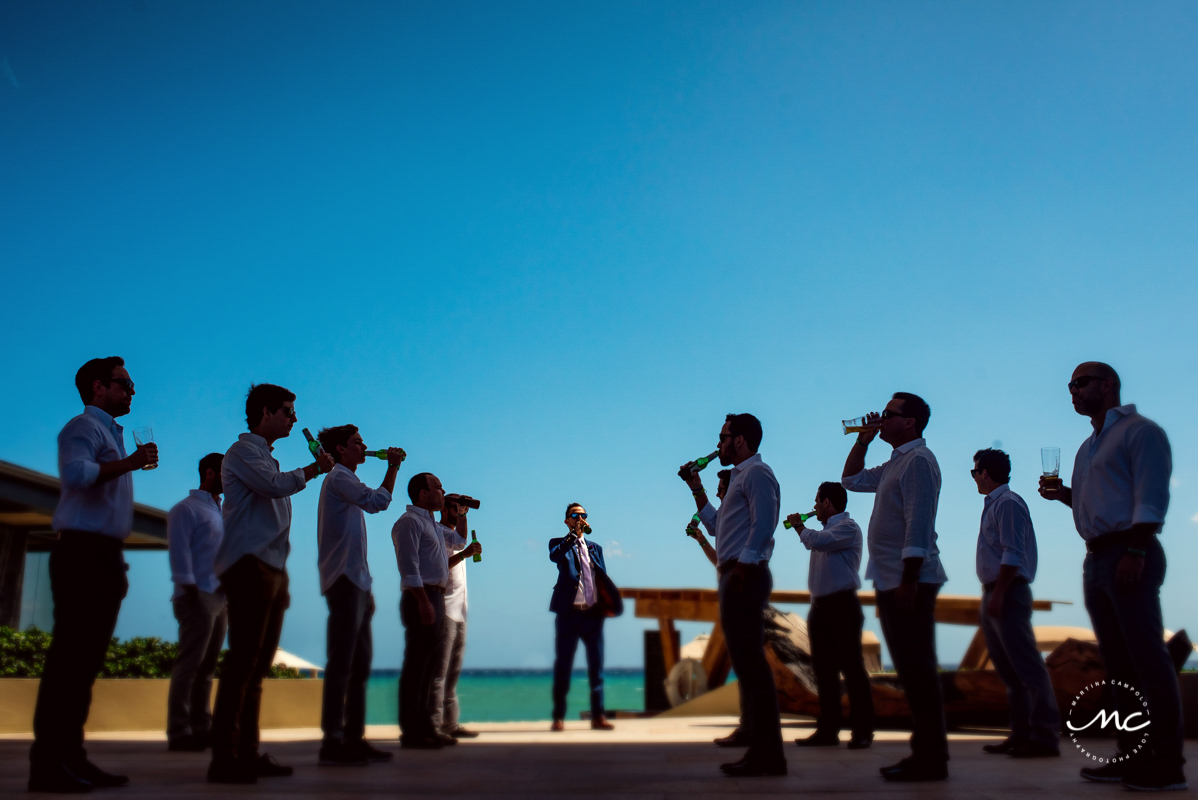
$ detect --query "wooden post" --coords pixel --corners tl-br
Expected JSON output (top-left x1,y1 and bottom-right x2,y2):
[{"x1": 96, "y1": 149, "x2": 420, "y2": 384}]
[
  {"x1": 701, "y1": 619, "x2": 732, "y2": 689},
  {"x1": 0, "y1": 526, "x2": 28, "y2": 629},
  {"x1": 658, "y1": 618, "x2": 679, "y2": 674},
  {"x1": 959, "y1": 628, "x2": 990, "y2": 670}
]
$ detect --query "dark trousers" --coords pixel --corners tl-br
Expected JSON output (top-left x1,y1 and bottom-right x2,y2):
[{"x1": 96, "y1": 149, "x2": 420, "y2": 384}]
[
  {"x1": 552, "y1": 607, "x2": 605, "y2": 721},
  {"x1": 399, "y1": 589, "x2": 445, "y2": 741},
  {"x1": 1083, "y1": 537, "x2": 1184, "y2": 767},
  {"x1": 808, "y1": 589, "x2": 874, "y2": 738},
  {"x1": 29, "y1": 532, "x2": 126, "y2": 768},
  {"x1": 168, "y1": 590, "x2": 227, "y2": 741},
  {"x1": 210, "y1": 555, "x2": 288, "y2": 761},
  {"x1": 719, "y1": 565, "x2": 784, "y2": 763},
  {"x1": 321, "y1": 576, "x2": 374, "y2": 744},
  {"x1": 979, "y1": 582, "x2": 1060, "y2": 748},
  {"x1": 877, "y1": 582, "x2": 948, "y2": 765}
]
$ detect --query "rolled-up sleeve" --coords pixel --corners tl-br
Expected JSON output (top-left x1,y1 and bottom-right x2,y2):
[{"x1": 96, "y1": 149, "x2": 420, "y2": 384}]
[
  {"x1": 392, "y1": 517, "x2": 424, "y2": 588},
  {"x1": 843, "y1": 464, "x2": 884, "y2": 493},
  {"x1": 738, "y1": 470, "x2": 779, "y2": 564},
  {"x1": 697, "y1": 503, "x2": 718, "y2": 536},
  {"x1": 167, "y1": 504, "x2": 196, "y2": 585},
  {"x1": 801, "y1": 523, "x2": 857, "y2": 553},
  {"x1": 898, "y1": 456, "x2": 937, "y2": 559},
  {"x1": 1129, "y1": 423, "x2": 1172, "y2": 526},
  {"x1": 994, "y1": 501, "x2": 1028, "y2": 569},
  {"x1": 334, "y1": 470, "x2": 392, "y2": 514},
  {"x1": 226, "y1": 446, "x2": 306, "y2": 499},
  {"x1": 58, "y1": 424, "x2": 102, "y2": 489}
]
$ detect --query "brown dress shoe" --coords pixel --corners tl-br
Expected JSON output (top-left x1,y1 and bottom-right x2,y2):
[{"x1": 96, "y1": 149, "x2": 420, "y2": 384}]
[
  {"x1": 550, "y1": 720, "x2": 565, "y2": 732},
  {"x1": 591, "y1": 715, "x2": 615, "y2": 731}
]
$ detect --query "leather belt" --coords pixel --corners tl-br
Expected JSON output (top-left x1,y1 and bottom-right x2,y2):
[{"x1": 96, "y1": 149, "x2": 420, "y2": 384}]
[
  {"x1": 982, "y1": 577, "x2": 1028, "y2": 592},
  {"x1": 1085, "y1": 529, "x2": 1151, "y2": 554},
  {"x1": 423, "y1": 584, "x2": 446, "y2": 595},
  {"x1": 717, "y1": 560, "x2": 767, "y2": 576}
]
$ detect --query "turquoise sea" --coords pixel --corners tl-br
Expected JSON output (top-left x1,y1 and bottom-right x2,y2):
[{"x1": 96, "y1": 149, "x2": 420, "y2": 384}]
[{"x1": 365, "y1": 668, "x2": 645, "y2": 724}]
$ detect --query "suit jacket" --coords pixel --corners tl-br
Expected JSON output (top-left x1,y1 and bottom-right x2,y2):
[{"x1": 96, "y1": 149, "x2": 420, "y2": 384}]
[{"x1": 548, "y1": 535, "x2": 624, "y2": 617}]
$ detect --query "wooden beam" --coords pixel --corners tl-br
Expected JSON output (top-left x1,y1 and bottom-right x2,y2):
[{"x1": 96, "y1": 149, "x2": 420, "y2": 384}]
[
  {"x1": 958, "y1": 628, "x2": 990, "y2": 670},
  {"x1": 633, "y1": 598, "x2": 720, "y2": 622},
  {"x1": 700, "y1": 619, "x2": 732, "y2": 689},
  {"x1": 658, "y1": 618, "x2": 679, "y2": 674}
]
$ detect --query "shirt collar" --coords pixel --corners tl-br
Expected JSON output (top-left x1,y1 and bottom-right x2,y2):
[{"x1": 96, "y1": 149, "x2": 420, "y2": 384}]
[
  {"x1": 1099, "y1": 404, "x2": 1137, "y2": 436},
  {"x1": 985, "y1": 483, "x2": 1010, "y2": 502},
  {"x1": 84, "y1": 404, "x2": 121, "y2": 433},
  {"x1": 406, "y1": 504, "x2": 436, "y2": 523},
  {"x1": 890, "y1": 437, "x2": 926, "y2": 458},
  {"x1": 239, "y1": 432, "x2": 273, "y2": 452},
  {"x1": 189, "y1": 488, "x2": 221, "y2": 509},
  {"x1": 731, "y1": 453, "x2": 762, "y2": 476},
  {"x1": 824, "y1": 511, "x2": 850, "y2": 528}
]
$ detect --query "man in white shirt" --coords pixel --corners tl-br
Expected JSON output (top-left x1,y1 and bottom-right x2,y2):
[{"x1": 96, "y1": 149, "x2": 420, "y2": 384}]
[
  {"x1": 842, "y1": 392, "x2": 948, "y2": 782},
  {"x1": 167, "y1": 453, "x2": 227, "y2": 753},
  {"x1": 971, "y1": 448, "x2": 1059, "y2": 758},
  {"x1": 30, "y1": 357, "x2": 157, "y2": 794},
  {"x1": 1040, "y1": 362, "x2": 1184, "y2": 792},
  {"x1": 680, "y1": 413, "x2": 786, "y2": 777},
  {"x1": 430, "y1": 494, "x2": 482, "y2": 742},
  {"x1": 788, "y1": 482, "x2": 874, "y2": 750},
  {"x1": 314, "y1": 425, "x2": 404, "y2": 766},
  {"x1": 208, "y1": 384, "x2": 333, "y2": 785},
  {"x1": 391, "y1": 472, "x2": 451, "y2": 749}
]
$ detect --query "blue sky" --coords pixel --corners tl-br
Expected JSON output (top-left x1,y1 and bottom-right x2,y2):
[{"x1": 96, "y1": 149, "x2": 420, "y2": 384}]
[{"x1": 3, "y1": 1, "x2": 1197, "y2": 670}]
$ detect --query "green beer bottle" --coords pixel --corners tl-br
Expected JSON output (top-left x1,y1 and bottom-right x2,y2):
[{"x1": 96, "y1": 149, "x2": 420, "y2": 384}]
[
  {"x1": 686, "y1": 513, "x2": 701, "y2": 536},
  {"x1": 302, "y1": 428, "x2": 325, "y2": 458},
  {"x1": 692, "y1": 450, "x2": 719, "y2": 472},
  {"x1": 471, "y1": 530, "x2": 481, "y2": 563},
  {"x1": 782, "y1": 511, "x2": 817, "y2": 530},
  {"x1": 364, "y1": 449, "x2": 406, "y2": 462}
]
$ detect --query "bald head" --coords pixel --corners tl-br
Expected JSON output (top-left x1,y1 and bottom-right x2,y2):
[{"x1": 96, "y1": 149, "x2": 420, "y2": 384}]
[
  {"x1": 1070, "y1": 361, "x2": 1122, "y2": 421},
  {"x1": 1075, "y1": 362, "x2": 1121, "y2": 393}
]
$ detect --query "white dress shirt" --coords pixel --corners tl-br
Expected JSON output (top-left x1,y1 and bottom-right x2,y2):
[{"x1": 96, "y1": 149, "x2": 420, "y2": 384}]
[
  {"x1": 392, "y1": 505, "x2": 449, "y2": 589},
  {"x1": 168, "y1": 489, "x2": 225, "y2": 599},
  {"x1": 696, "y1": 454, "x2": 780, "y2": 567},
  {"x1": 572, "y1": 536, "x2": 598, "y2": 607},
  {"x1": 441, "y1": 524, "x2": 469, "y2": 623},
  {"x1": 799, "y1": 511, "x2": 863, "y2": 598},
  {"x1": 842, "y1": 438, "x2": 948, "y2": 591},
  {"x1": 317, "y1": 464, "x2": 392, "y2": 594},
  {"x1": 975, "y1": 484, "x2": 1037, "y2": 584},
  {"x1": 51, "y1": 406, "x2": 133, "y2": 539},
  {"x1": 215, "y1": 433, "x2": 307, "y2": 576},
  {"x1": 1071, "y1": 404, "x2": 1172, "y2": 542}
]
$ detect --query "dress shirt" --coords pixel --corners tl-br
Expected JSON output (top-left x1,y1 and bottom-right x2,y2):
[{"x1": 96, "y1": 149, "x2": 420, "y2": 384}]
[
  {"x1": 441, "y1": 524, "x2": 469, "y2": 623},
  {"x1": 168, "y1": 489, "x2": 225, "y2": 599},
  {"x1": 572, "y1": 536, "x2": 597, "y2": 607},
  {"x1": 1071, "y1": 404, "x2": 1172, "y2": 541},
  {"x1": 215, "y1": 433, "x2": 307, "y2": 576},
  {"x1": 975, "y1": 484, "x2": 1037, "y2": 584},
  {"x1": 317, "y1": 464, "x2": 392, "y2": 594},
  {"x1": 51, "y1": 406, "x2": 133, "y2": 539},
  {"x1": 842, "y1": 438, "x2": 947, "y2": 591},
  {"x1": 799, "y1": 511, "x2": 863, "y2": 598},
  {"x1": 696, "y1": 453, "x2": 780, "y2": 567},
  {"x1": 392, "y1": 505, "x2": 449, "y2": 589}
]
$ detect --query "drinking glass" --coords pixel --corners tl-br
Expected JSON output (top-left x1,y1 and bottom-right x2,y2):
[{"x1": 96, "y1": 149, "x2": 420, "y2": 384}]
[
  {"x1": 1041, "y1": 447, "x2": 1060, "y2": 490},
  {"x1": 842, "y1": 416, "x2": 870, "y2": 435},
  {"x1": 133, "y1": 426, "x2": 158, "y2": 471}
]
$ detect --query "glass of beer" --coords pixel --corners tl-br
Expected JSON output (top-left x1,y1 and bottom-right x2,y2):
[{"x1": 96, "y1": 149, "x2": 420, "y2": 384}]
[
  {"x1": 1041, "y1": 447, "x2": 1060, "y2": 490},
  {"x1": 842, "y1": 416, "x2": 872, "y2": 435},
  {"x1": 133, "y1": 426, "x2": 157, "y2": 471}
]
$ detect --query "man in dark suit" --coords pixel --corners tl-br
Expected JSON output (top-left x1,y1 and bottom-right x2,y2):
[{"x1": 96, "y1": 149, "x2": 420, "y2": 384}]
[{"x1": 548, "y1": 502, "x2": 623, "y2": 732}]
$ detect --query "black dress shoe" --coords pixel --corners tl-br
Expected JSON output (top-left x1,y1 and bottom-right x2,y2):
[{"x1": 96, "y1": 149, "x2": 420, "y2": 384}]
[
  {"x1": 1080, "y1": 758, "x2": 1129, "y2": 783},
  {"x1": 28, "y1": 763, "x2": 94, "y2": 794},
  {"x1": 1007, "y1": 741, "x2": 1060, "y2": 759},
  {"x1": 881, "y1": 759, "x2": 947, "y2": 782},
  {"x1": 207, "y1": 757, "x2": 257, "y2": 784},
  {"x1": 713, "y1": 728, "x2": 748, "y2": 748},
  {"x1": 400, "y1": 735, "x2": 444, "y2": 750},
  {"x1": 795, "y1": 732, "x2": 839, "y2": 747},
  {"x1": 66, "y1": 760, "x2": 129, "y2": 787},
  {"x1": 982, "y1": 736, "x2": 1024, "y2": 754},
  {"x1": 348, "y1": 740, "x2": 394, "y2": 761},
  {"x1": 847, "y1": 734, "x2": 873, "y2": 750},
  {"x1": 721, "y1": 757, "x2": 788, "y2": 777},
  {"x1": 252, "y1": 753, "x2": 294, "y2": 777}
]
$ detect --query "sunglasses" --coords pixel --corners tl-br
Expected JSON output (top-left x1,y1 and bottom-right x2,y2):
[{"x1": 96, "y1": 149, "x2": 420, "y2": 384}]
[
  {"x1": 880, "y1": 409, "x2": 909, "y2": 420},
  {"x1": 108, "y1": 377, "x2": 135, "y2": 393},
  {"x1": 970, "y1": 468, "x2": 982, "y2": 477},
  {"x1": 276, "y1": 407, "x2": 297, "y2": 421},
  {"x1": 569, "y1": 512, "x2": 588, "y2": 520},
  {"x1": 1067, "y1": 375, "x2": 1104, "y2": 391}
]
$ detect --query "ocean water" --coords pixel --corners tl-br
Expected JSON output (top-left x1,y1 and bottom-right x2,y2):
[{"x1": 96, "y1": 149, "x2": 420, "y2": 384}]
[{"x1": 365, "y1": 668, "x2": 645, "y2": 724}]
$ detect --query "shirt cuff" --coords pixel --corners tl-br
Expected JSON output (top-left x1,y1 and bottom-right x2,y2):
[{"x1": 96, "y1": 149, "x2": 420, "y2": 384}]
[
  {"x1": 400, "y1": 576, "x2": 424, "y2": 588},
  {"x1": 172, "y1": 573, "x2": 196, "y2": 585},
  {"x1": 80, "y1": 459, "x2": 101, "y2": 487},
  {"x1": 1131, "y1": 505, "x2": 1166, "y2": 526},
  {"x1": 698, "y1": 504, "x2": 717, "y2": 529},
  {"x1": 291, "y1": 467, "x2": 308, "y2": 488},
  {"x1": 999, "y1": 552, "x2": 1022, "y2": 568},
  {"x1": 900, "y1": 546, "x2": 928, "y2": 560},
  {"x1": 797, "y1": 530, "x2": 814, "y2": 550}
]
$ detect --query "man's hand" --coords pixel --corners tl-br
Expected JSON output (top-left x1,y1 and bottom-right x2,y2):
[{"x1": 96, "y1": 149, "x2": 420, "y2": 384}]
[
  {"x1": 856, "y1": 412, "x2": 881, "y2": 445},
  {"x1": 387, "y1": 447, "x2": 406, "y2": 467},
  {"x1": 1116, "y1": 553, "x2": 1145, "y2": 589},
  {"x1": 678, "y1": 465, "x2": 704, "y2": 493},
  {"x1": 316, "y1": 452, "x2": 335, "y2": 474},
  {"x1": 129, "y1": 443, "x2": 159, "y2": 470},
  {"x1": 419, "y1": 595, "x2": 435, "y2": 625},
  {"x1": 1037, "y1": 476, "x2": 1072, "y2": 506},
  {"x1": 895, "y1": 579, "x2": 917, "y2": 611},
  {"x1": 785, "y1": 513, "x2": 808, "y2": 532},
  {"x1": 985, "y1": 589, "x2": 1004, "y2": 618},
  {"x1": 464, "y1": 541, "x2": 482, "y2": 559}
]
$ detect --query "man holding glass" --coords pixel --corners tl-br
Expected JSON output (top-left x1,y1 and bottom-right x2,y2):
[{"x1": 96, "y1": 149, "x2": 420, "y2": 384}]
[
  {"x1": 842, "y1": 393, "x2": 948, "y2": 782},
  {"x1": 1040, "y1": 363, "x2": 1184, "y2": 792},
  {"x1": 30, "y1": 357, "x2": 158, "y2": 793}
]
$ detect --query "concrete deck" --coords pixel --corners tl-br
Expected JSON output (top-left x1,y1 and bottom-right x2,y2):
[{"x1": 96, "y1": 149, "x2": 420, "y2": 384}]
[{"x1": 0, "y1": 717, "x2": 1171, "y2": 797}]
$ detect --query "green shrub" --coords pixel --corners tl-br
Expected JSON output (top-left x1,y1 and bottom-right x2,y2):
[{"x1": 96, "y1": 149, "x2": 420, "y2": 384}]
[{"x1": 0, "y1": 626, "x2": 301, "y2": 679}]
